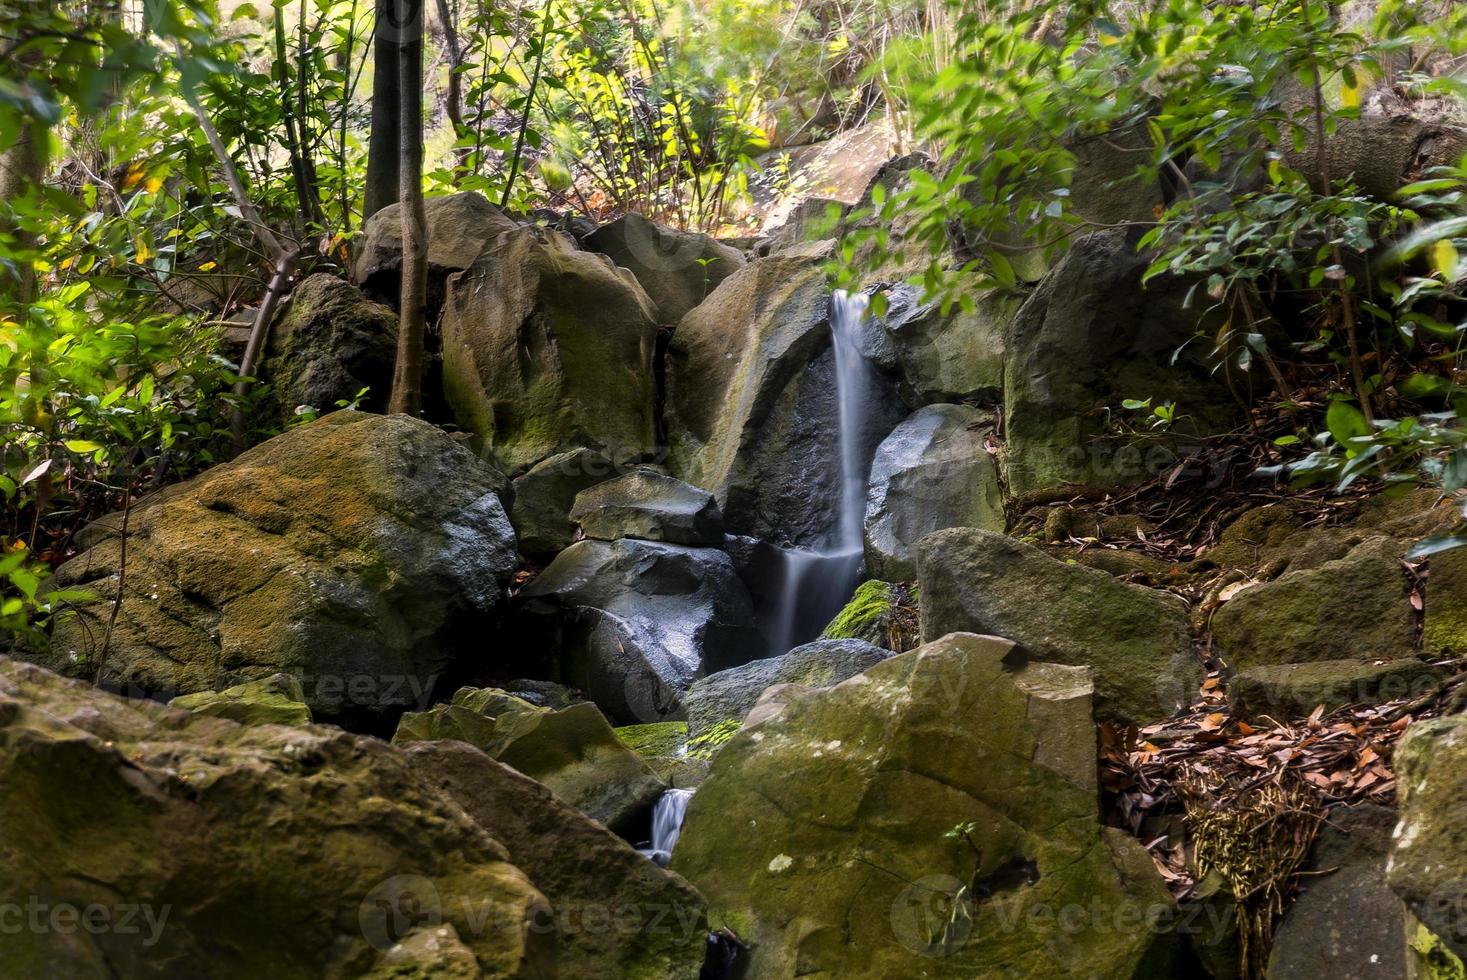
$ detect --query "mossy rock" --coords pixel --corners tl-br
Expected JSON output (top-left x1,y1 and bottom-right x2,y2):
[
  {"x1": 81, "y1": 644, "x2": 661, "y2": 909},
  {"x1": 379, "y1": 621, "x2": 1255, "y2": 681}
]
[
  {"x1": 1425, "y1": 544, "x2": 1467, "y2": 654},
  {"x1": 615, "y1": 721, "x2": 689, "y2": 759},
  {"x1": 1229, "y1": 659, "x2": 1445, "y2": 721},
  {"x1": 1410, "y1": 919, "x2": 1467, "y2": 980},
  {"x1": 1390, "y1": 713, "x2": 1467, "y2": 962},
  {"x1": 170, "y1": 673, "x2": 312, "y2": 726},
  {"x1": 820, "y1": 580, "x2": 918, "y2": 651}
]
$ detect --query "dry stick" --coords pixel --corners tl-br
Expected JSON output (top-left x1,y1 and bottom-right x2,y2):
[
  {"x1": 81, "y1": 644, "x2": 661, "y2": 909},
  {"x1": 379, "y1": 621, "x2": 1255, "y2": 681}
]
[{"x1": 92, "y1": 482, "x2": 130, "y2": 687}]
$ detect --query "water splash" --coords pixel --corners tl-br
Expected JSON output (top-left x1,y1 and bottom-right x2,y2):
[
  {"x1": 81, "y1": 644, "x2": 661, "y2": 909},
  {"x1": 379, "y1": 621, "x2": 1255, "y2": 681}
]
[
  {"x1": 637, "y1": 788, "x2": 695, "y2": 867},
  {"x1": 768, "y1": 290, "x2": 874, "y2": 653}
]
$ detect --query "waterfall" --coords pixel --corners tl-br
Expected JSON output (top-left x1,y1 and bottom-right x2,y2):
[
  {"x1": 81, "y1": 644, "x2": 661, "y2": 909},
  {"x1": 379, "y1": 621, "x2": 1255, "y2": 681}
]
[
  {"x1": 769, "y1": 290, "x2": 874, "y2": 653},
  {"x1": 637, "y1": 788, "x2": 694, "y2": 867}
]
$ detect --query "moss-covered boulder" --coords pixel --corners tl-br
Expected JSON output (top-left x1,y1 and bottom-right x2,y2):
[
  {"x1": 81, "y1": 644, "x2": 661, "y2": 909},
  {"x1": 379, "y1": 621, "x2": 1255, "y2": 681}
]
[
  {"x1": 170, "y1": 672, "x2": 312, "y2": 726},
  {"x1": 353, "y1": 190, "x2": 518, "y2": 307},
  {"x1": 1389, "y1": 713, "x2": 1467, "y2": 962},
  {"x1": 664, "y1": 252, "x2": 904, "y2": 546},
  {"x1": 261, "y1": 273, "x2": 397, "y2": 422},
  {"x1": 864, "y1": 404, "x2": 1005, "y2": 579},
  {"x1": 819, "y1": 579, "x2": 918, "y2": 651},
  {"x1": 918, "y1": 528, "x2": 1198, "y2": 721},
  {"x1": 405, "y1": 739, "x2": 709, "y2": 979},
  {"x1": 45, "y1": 413, "x2": 518, "y2": 722},
  {"x1": 394, "y1": 687, "x2": 665, "y2": 835},
  {"x1": 509, "y1": 447, "x2": 619, "y2": 554},
  {"x1": 441, "y1": 225, "x2": 659, "y2": 473},
  {"x1": 1229, "y1": 659, "x2": 1444, "y2": 720},
  {"x1": 682, "y1": 638, "x2": 891, "y2": 738},
  {"x1": 615, "y1": 721, "x2": 690, "y2": 759},
  {"x1": 672, "y1": 633, "x2": 1178, "y2": 978},
  {"x1": 0, "y1": 658, "x2": 552, "y2": 977},
  {"x1": 582, "y1": 212, "x2": 746, "y2": 324},
  {"x1": 1002, "y1": 229, "x2": 1235, "y2": 497},
  {"x1": 1426, "y1": 543, "x2": 1467, "y2": 653},
  {"x1": 877, "y1": 282, "x2": 1017, "y2": 405},
  {"x1": 571, "y1": 469, "x2": 725, "y2": 547},
  {"x1": 1211, "y1": 536, "x2": 1415, "y2": 670},
  {"x1": 516, "y1": 538, "x2": 765, "y2": 723}
]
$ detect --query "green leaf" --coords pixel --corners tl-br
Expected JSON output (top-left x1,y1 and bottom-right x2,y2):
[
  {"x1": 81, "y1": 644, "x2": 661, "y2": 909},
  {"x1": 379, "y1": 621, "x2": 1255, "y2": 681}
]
[
  {"x1": 1325, "y1": 400, "x2": 1369, "y2": 450},
  {"x1": 63, "y1": 440, "x2": 104, "y2": 454}
]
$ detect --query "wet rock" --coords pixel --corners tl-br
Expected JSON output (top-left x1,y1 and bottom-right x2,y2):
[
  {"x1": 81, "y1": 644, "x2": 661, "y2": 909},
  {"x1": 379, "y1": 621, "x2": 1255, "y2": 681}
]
[
  {"x1": 0, "y1": 658, "x2": 552, "y2": 977},
  {"x1": 918, "y1": 527, "x2": 1198, "y2": 721},
  {"x1": 1229, "y1": 659, "x2": 1445, "y2": 721},
  {"x1": 863, "y1": 404, "x2": 1005, "y2": 580},
  {"x1": 1211, "y1": 536, "x2": 1415, "y2": 670},
  {"x1": 261, "y1": 274, "x2": 396, "y2": 421},
  {"x1": 170, "y1": 673, "x2": 311, "y2": 726},
  {"x1": 877, "y1": 283, "x2": 1017, "y2": 405},
  {"x1": 672, "y1": 633, "x2": 1178, "y2": 978},
  {"x1": 583, "y1": 213, "x2": 746, "y2": 324},
  {"x1": 571, "y1": 470, "x2": 724, "y2": 547},
  {"x1": 517, "y1": 538, "x2": 765, "y2": 723},
  {"x1": 394, "y1": 687, "x2": 664, "y2": 835},
  {"x1": 44, "y1": 413, "x2": 518, "y2": 722},
  {"x1": 509, "y1": 448, "x2": 620, "y2": 554},
  {"x1": 441, "y1": 225, "x2": 659, "y2": 472},
  {"x1": 682, "y1": 637, "x2": 892, "y2": 739}
]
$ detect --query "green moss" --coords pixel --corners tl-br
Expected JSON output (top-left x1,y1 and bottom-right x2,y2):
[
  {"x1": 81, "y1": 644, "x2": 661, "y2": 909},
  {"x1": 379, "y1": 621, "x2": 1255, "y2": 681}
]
[
  {"x1": 614, "y1": 721, "x2": 689, "y2": 758},
  {"x1": 821, "y1": 581, "x2": 895, "y2": 642},
  {"x1": 686, "y1": 718, "x2": 741, "y2": 761},
  {"x1": 1411, "y1": 922, "x2": 1467, "y2": 980}
]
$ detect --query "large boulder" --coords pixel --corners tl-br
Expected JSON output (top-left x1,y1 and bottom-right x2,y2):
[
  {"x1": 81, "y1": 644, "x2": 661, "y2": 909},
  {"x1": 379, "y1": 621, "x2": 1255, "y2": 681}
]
[
  {"x1": 682, "y1": 637, "x2": 891, "y2": 738},
  {"x1": 1211, "y1": 536, "x2": 1415, "y2": 670},
  {"x1": 672, "y1": 633, "x2": 1178, "y2": 978},
  {"x1": 582, "y1": 212, "x2": 746, "y2": 324},
  {"x1": 353, "y1": 190, "x2": 518, "y2": 305},
  {"x1": 441, "y1": 226, "x2": 660, "y2": 473},
  {"x1": 863, "y1": 404, "x2": 1005, "y2": 580},
  {"x1": 917, "y1": 527, "x2": 1197, "y2": 721},
  {"x1": 877, "y1": 283, "x2": 1017, "y2": 405},
  {"x1": 1003, "y1": 229, "x2": 1234, "y2": 497},
  {"x1": 0, "y1": 658, "x2": 552, "y2": 976},
  {"x1": 404, "y1": 740, "x2": 709, "y2": 980},
  {"x1": 509, "y1": 447, "x2": 619, "y2": 554},
  {"x1": 394, "y1": 687, "x2": 665, "y2": 834},
  {"x1": 1269, "y1": 804, "x2": 1406, "y2": 979},
  {"x1": 261, "y1": 274, "x2": 397, "y2": 421},
  {"x1": 45, "y1": 413, "x2": 517, "y2": 722},
  {"x1": 664, "y1": 253, "x2": 904, "y2": 547},
  {"x1": 516, "y1": 538, "x2": 765, "y2": 723},
  {"x1": 1389, "y1": 712, "x2": 1467, "y2": 961},
  {"x1": 571, "y1": 470, "x2": 724, "y2": 547}
]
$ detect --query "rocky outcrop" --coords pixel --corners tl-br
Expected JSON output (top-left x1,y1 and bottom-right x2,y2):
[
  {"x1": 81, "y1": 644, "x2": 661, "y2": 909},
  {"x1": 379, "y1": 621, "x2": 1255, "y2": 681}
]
[
  {"x1": 1229, "y1": 659, "x2": 1444, "y2": 720},
  {"x1": 353, "y1": 191, "x2": 518, "y2": 305},
  {"x1": 571, "y1": 470, "x2": 725, "y2": 547},
  {"x1": 1002, "y1": 229, "x2": 1234, "y2": 496},
  {"x1": 404, "y1": 739, "x2": 709, "y2": 980},
  {"x1": 918, "y1": 528, "x2": 1198, "y2": 720},
  {"x1": 877, "y1": 283, "x2": 1016, "y2": 405},
  {"x1": 664, "y1": 252, "x2": 903, "y2": 546},
  {"x1": 170, "y1": 673, "x2": 312, "y2": 726},
  {"x1": 262, "y1": 274, "x2": 397, "y2": 421},
  {"x1": 0, "y1": 658, "x2": 552, "y2": 977},
  {"x1": 672, "y1": 633, "x2": 1178, "y2": 978},
  {"x1": 509, "y1": 447, "x2": 619, "y2": 554},
  {"x1": 516, "y1": 538, "x2": 765, "y2": 723},
  {"x1": 1211, "y1": 536, "x2": 1415, "y2": 670},
  {"x1": 863, "y1": 404, "x2": 1005, "y2": 579},
  {"x1": 394, "y1": 687, "x2": 665, "y2": 834},
  {"x1": 1269, "y1": 804, "x2": 1406, "y2": 979},
  {"x1": 682, "y1": 637, "x2": 891, "y2": 738},
  {"x1": 583, "y1": 213, "x2": 745, "y2": 324},
  {"x1": 441, "y1": 225, "x2": 659, "y2": 473},
  {"x1": 45, "y1": 413, "x2": 517, "y2": 721},
  {"x1": 1389, "y1": 712, "x2": 1467, "y2": 962}
]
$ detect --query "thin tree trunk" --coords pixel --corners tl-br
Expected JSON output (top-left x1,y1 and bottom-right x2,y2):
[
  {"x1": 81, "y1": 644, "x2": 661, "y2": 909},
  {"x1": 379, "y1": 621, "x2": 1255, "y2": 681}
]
[
  {"x1": 364, "y1": 0, "x2": 403, "y2": 221},
  {"x1": 435, "y1": 0, "x2": 470, "y2": 175},
  {"x1": 0, "y1": 120, "x2": 49, "y2": 304},
  {"x1": 389, "y1": 0, "x2": 427, "y2": 416}
]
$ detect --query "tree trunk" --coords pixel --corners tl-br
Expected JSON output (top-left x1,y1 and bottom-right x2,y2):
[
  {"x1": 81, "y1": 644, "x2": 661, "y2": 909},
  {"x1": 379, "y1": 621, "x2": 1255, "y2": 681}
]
[
  {"x1": 435, "y1": 0, "x2": 469, "y2": 174},
  {"x1": 388, "y1": 0, "x2": 427, "y2": 416},
  {"x1": 0, "y1": 120, "x2": 49, "y2": 303},
  {"x1": 364, "y1": 0, "x2": 403, "y2": 221}
]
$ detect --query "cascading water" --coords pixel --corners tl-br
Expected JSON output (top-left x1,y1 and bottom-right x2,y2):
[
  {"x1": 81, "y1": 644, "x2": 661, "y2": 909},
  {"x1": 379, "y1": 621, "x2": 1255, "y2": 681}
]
[
  {"x1": 636, "y1": 788, "x2": 695, "y2": 868},
  {"x1": 769, "y1": 290, "x2": 874, "y2": 653}
]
